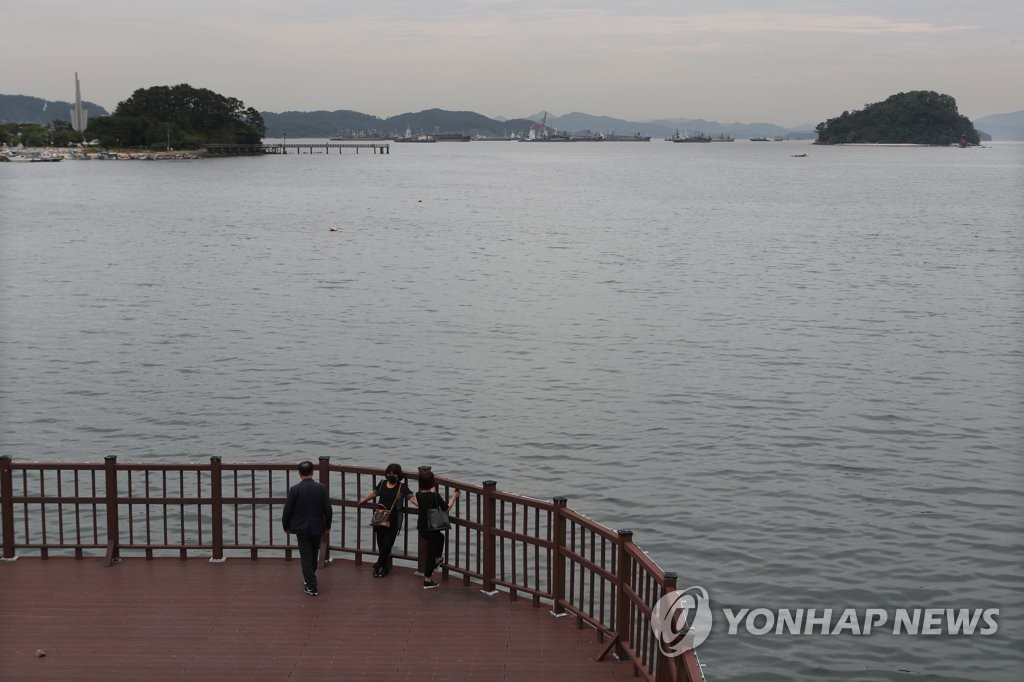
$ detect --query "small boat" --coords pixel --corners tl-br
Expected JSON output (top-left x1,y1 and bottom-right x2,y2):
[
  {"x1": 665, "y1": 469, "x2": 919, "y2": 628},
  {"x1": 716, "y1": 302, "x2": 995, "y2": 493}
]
[
  {"x1": 791, "y1": 153, "x2": 808, "y2": 158},
  {"x1": 749, "y1": 137, "x2": 771, "y2": 142},
  {"x1": 1, "y1": 151, "x2": 63, "y2": 162}
]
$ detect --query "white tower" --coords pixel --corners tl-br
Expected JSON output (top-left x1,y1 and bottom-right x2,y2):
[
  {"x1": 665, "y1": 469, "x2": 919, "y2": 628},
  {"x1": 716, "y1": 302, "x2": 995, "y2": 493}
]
[{"x1": 70, "y1": 72, "x2": 88, "y2": 133}]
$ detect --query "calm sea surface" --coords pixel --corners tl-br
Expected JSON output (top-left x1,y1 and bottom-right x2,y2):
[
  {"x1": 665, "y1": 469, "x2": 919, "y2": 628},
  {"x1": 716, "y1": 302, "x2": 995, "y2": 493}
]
[{"x1": 1, "y1": 140, "x2": 1022, "y2": 680}]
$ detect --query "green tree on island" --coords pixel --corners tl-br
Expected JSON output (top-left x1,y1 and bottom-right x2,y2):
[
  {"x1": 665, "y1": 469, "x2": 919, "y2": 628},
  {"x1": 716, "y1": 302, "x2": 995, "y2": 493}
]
[
  {"x1": 88, "y1": 84, "x2": 265, "y2": 149},
  {"x1": 815, "y1": 91, "x2": 980, "y2": 145},
  {"x1": 0, "y1": 120, "x2": 82, "y2": 147}
]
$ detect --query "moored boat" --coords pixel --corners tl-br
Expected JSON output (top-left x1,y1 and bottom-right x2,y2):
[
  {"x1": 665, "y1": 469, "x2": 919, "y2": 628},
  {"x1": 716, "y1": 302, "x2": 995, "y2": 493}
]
[
  {"x1": 1, "y1": 150, "x2": 64, "y2": 162},
  {"x1": 432, "y1": 133, "x2": 471, "y2": 142},
  {"x1": 668, "y1": 130, "x2": 712, "y2": 143},
  {"x1": 473, "y1": 134, "x2": 519, "y2": 141},
  {"x1": 329, "y1": 133, "x2": 389, "y2": 141},
  {"x1": 394, "y1": 126, "x2": 436, "y2": 143},
  {"x1": 519, "y1": 128, "x2": 573, "y2": 142},
  {"x1": 603, "y1": 133, "x2": 651, "y2": 142}
]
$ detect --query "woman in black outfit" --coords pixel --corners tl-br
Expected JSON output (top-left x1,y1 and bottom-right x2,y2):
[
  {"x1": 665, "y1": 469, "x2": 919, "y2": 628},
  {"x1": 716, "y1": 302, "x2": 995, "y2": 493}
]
[
  {"x1": 356, "y1": 463, "x2": 409, "y2": 578},
  {"x1": 410, "y1": 469, "x2": 460, "y2": 589}
]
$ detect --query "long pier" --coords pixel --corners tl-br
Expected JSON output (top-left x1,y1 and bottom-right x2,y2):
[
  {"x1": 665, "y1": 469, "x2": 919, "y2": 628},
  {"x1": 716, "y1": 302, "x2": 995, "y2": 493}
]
[{"x1": 203, "y1": 142, "x2": 389, "y2": 155}]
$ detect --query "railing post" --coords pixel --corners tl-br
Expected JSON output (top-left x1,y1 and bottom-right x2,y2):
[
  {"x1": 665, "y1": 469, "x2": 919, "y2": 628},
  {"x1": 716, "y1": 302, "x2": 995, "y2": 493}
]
[
  {"x1": 104, "y1": 456, "x2": 120, "y2": 566},
  {"x1": 1, "y1": 456, "x2": 15, "y2": 559},
  {"x1": 615, "y1": 529, "x2": 634, "y2": 659},
  {"x1": 319, "y1": 456, "x2": 330, "y2": 566},
  {"x1": 657, "y1": 571, "x2": 679, "y2": 682},
  {"x1": 481, "y1": 480, "x2": 497, "y2": 593},
  {"x1": 551, "y1": 496, "x2": 568, "y2": 614},
  {"x1": 417, "y1": 466, "x2": 431, "y2": 575},
  {"x1": 210, "y1": 457, "x2": 224, "y2": 562}
]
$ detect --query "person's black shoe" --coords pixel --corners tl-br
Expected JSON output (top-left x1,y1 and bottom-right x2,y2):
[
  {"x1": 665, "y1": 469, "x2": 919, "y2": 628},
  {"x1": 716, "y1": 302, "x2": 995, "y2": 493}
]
[
  {"x1": 422, "y1": 580, "x2": 439, "y2": 590},
  {"x1": 304, "y1": 586, "x2": 318, "y2": 596}
]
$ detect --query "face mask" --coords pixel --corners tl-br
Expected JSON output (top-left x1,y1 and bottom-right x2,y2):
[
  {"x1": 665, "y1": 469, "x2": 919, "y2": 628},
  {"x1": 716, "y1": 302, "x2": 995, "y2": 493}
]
[{"x1": 386, "y1": 475, "x2": 398, "y2": 484}]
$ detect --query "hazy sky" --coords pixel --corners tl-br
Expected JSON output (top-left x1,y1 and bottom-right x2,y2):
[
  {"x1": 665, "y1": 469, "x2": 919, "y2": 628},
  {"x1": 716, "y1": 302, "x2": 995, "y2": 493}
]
[{"x1": 5, "y1": 1, "x2": 1021, "y2": 125}]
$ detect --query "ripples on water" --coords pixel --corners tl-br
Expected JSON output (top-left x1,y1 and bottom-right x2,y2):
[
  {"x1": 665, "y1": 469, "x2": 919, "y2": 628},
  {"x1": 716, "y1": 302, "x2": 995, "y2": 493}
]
[{"x1": 1, "y1": 142, "x2": 1022, "y2": 680}]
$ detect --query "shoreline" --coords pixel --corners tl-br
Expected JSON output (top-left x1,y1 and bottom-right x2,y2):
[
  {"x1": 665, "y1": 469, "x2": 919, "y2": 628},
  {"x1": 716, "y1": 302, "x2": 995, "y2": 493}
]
[{"x1": 1, "y1": 145, "x2": 203, "y2": 161}]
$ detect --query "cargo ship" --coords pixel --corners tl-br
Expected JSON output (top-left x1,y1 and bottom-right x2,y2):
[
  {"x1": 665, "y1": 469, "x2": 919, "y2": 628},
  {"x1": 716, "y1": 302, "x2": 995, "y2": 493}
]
[
  {"x1": 603, "y1": 133, "x2": 651, "y2": 142},
  {"x1": 394, "y1": 127, "x2": 436, "y2": 143},
  {"x1": 668, "y1": 130, "x2": 712, "y2": 143},
  {"x1": 433, "y1": 133, "x2": 471, "y2": 142}
]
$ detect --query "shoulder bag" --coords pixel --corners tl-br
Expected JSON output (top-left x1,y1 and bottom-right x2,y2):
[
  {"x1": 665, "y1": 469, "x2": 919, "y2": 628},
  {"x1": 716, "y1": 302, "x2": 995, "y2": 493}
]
[
  {"x1": 370, "y1": 482, "x2": 402, "y2": 528},
  {"x1": 425, "y1": 492, "x2": 451, "y2": 531}
]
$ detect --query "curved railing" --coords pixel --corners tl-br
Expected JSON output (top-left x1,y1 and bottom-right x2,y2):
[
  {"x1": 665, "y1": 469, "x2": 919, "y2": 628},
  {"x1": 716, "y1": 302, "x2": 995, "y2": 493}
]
[{"x1": 0, "y1": 455, "x2": 704, "y2": 682}]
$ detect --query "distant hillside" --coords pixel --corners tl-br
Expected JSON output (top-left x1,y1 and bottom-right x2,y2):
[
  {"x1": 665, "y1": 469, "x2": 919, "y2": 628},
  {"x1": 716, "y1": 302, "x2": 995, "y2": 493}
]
[
  {"x1": 261, "y1": 108, "x2": 541, "y2": 138},
  {"x1": 260, "y1": 106, "x2": 818, "y2": 139},
  {"x1": 534, "y1": 111, "x2": 664, "y2": 136},
  {"x1": 387, "y1": 108, "x2": 516, "y2": 137},
  {"x1": 647, "y1": 117, "x2": 813, "y2": 139},
  {"x1": 260, "y1": 109, "x2": 386, "y2": 137},
  {"x1": 0, "y1": 94, "x2": 109, "y2": 124},
  {"x1": 528, "y1": 111, "x2": 814, "y2": 139},
  {"x1": 973, "y1": 110, "x2": 1024, "y2": 141}
]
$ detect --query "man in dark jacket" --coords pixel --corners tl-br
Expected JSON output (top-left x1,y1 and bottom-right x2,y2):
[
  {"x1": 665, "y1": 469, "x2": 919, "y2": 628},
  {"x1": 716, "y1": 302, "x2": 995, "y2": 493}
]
[{"x1": 281, "y1": 461, "x2": 333, "y2": 596}]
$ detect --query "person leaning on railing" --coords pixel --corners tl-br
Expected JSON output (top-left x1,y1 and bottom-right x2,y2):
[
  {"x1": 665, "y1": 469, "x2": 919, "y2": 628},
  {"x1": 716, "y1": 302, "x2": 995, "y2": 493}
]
[
  {"x1": 409, "y1": 469, "x2": 460, "y2": 590},
  {"x1": 356, "y1": 463, "x2": 410, "y2": 578}
]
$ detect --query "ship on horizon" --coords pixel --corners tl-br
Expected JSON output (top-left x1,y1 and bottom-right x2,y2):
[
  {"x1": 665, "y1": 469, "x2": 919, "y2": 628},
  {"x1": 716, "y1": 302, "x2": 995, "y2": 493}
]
[
  {"x1": 394, "y1": 126, "x2": 436, "y2": 142},
  {"x1": 603, "y1": 132, "x2": 651, "y2": 142},
  {"x1": 667, "y1": 129, "x2": 712, "y2": 143}
]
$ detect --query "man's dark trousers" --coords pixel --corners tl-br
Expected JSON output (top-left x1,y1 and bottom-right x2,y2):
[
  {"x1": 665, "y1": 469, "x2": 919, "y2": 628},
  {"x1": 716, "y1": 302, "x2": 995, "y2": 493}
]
[{"x1": 297, "y1": 533, "x2": 321, "y2": 590}]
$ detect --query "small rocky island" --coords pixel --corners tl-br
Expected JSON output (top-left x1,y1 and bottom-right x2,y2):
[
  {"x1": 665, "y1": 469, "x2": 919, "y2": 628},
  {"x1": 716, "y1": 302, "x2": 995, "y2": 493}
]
[{"x1": 815, "y1": 91, "x2": 980, "y2": 146}]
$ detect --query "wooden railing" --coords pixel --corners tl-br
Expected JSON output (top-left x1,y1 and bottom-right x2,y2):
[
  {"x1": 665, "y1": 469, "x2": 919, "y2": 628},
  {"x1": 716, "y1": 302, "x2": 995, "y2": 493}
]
[{"x1": 0, "y1": 455, "x2": 703, "y2": 682}]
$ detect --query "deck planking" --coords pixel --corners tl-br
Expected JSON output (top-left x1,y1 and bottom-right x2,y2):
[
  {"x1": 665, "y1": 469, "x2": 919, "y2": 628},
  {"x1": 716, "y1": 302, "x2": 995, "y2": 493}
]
[{"x1": 0, "y1": 557, "x2": 633, "y2": 681}]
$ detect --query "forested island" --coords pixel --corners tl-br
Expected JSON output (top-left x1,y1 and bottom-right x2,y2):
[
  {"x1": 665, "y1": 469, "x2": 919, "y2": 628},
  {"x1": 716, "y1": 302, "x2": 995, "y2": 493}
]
[
  {"x1": 1, "y1": 85, "x2": 261, "y2": 149},
  {"x1": 815, "y1": 91, "x2": 980, "y2": 145},
  {"x1": 2, "y1": 85, "x2": 265, "y2": 149},
  {"x1": 84, "y1": 84, "x2": 265, "y2": 149}
]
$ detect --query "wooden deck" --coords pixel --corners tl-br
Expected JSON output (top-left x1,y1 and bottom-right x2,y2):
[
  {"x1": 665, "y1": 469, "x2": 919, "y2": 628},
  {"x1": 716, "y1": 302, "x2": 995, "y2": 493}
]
[{"x1": 0, "y1": 557, "x2": 634, "y2": 681}]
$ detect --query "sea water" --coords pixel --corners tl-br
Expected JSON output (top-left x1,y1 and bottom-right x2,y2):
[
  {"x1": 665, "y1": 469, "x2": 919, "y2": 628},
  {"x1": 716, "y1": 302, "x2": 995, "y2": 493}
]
[{"x1": 1, "y1": 140, "x2": 1022, "y2": 680}]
